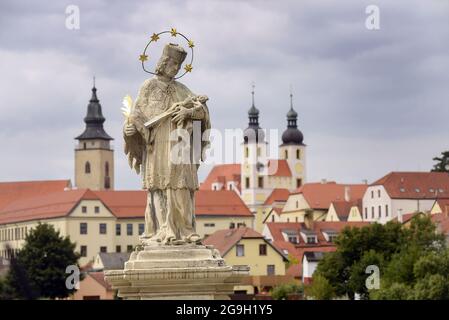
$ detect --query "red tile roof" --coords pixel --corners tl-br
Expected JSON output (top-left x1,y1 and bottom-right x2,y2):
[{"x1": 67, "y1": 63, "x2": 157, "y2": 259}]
[
  {"x1": 195, "y1": 190, "x2": 252, "y2": 216},
  {"x1": 0, "y1": 180, "x2": 71, "y2": 210},
  {"x1": 293, "y1": 182, "x2": 368, "y2": 210},
  {"x1": 371, "y1": 172, "x2": 449, "y2": 199},
  {"x1": 88, "y1": 271, "x2": 112, "y2": 290},
  {"x1": 267, "y1": 160, "x2": 292, "y2": 177},
  {"x1": 263, "y1": 189, "x2": 290, "y2": 205},
  {"x1": 330, "y1": 199, "x2": 361, "y2": 221},
  {"x1": 0, "y1": 188, "x2": 252, "y2": 224},
  {"x1": 203, "y1": 227, "x2": 264, "y2": 256},
  {"x1": 200, "y1": 164, "x2": 241, "y2": 191},
  {"x1": 0, "y1": 189, "x2": 94, "y2": 224}
]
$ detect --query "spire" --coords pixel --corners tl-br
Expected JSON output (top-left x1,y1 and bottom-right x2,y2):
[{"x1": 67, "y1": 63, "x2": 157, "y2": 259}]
[
  {"x1": 281, "y1": 87, "x2": 303, "y2": 145},
  {"x1": 244, "y1": 82, "x2": 264, "y2": 144},
  {"x1": 75, "y1": 82, "x2": 113, "y2": 141}
]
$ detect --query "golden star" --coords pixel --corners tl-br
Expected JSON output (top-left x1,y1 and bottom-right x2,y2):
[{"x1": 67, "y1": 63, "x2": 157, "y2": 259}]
[
  {"x1": 139, "y1": 54, "x2": 148, "y2": 62},
  {"x1": 150, "y1": 33, "x2": 159, "y2": 42},
  {"x1": 188, "y1": 39, "x2": 194, "y2": 48},
  {"x1": 170, "y1": 28, "x2": 177, "y2": 37},
  {"x1": 184, "y1": 64, "x2": 193, "y2": 72}
]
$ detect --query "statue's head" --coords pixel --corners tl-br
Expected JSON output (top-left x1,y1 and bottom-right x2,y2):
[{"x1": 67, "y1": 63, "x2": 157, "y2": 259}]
[{"x1": 155, "y1": 43, "x2": 187, "y2": 79}]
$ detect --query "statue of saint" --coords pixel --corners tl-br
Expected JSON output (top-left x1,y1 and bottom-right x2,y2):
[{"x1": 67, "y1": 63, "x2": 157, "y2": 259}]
[{"x1": 123, "y1": 43, "x2": 211, "y2": 245}]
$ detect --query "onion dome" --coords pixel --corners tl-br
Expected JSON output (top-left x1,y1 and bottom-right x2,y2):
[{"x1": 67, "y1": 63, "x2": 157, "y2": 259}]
[{"x1": 244, "y1": 85, "x2": 264, "y2": 144}]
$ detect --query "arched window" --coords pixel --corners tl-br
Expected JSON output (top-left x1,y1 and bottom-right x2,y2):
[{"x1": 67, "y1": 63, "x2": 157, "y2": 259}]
[
  {"x1": 85, "y1": 161, "x2": 91, "y2": 174},
  {"x1": 284, "y1": 150, "x2": 288, "y2": 159}
]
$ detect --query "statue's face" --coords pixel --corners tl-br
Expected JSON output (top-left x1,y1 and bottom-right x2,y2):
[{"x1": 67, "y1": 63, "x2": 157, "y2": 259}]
[{"x1": 163, "y1": 58, "x2": 181, "y2": 79}]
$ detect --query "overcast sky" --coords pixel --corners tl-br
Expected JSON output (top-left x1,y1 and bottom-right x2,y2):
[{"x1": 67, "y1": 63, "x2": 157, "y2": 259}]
[{"x1": 0, "y1": 0, "x2": 448, "y2": 190}]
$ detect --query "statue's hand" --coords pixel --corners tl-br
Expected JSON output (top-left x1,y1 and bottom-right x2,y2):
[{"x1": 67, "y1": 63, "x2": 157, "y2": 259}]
[
  {"x1": 172, "y1": 106, "x2": 190, "y2": 124},
  {"x1": 124, "y1": 123, "x2": 137, "y2": 136}
]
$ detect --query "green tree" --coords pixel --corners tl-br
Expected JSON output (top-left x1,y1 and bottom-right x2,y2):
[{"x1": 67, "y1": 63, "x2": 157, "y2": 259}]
[
  {"x1": 431, "y1": 151, "x2": 449, "y2": 172},
  {"x1": 305, "y1": 274, "x2": 335, "y2": 300},
  {"x1": 370, "y1": 282, "x2": 412, "y2": 300},
  {"x1": 271, "y1": 283, "x2": 304, "y2": 300},
  {"x1": 6, "y1": 223, "x2": 80, "y2": 299}
]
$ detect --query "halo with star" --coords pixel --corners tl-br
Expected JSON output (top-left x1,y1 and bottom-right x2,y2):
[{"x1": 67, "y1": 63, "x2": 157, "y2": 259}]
[{"x1": 139, "y1": 28, "x2": 195, "y2": 79}]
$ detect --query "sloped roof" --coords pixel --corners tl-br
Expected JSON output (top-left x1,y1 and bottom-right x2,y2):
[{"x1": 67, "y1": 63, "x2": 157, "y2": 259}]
[
  {"x1": 94, "y1": 190, "x2": 146, "y2": 218},
  {"x1": 267, "y1": 160, "x2": 292, "y2": 177},
  {"x1": 203, "y1": 227, "x2": 264, "y2": 256},
  {"x1": 96, "y1": 252, "x2": 130, "y2": 270},
  {"x1": 293, "y1": 182, "x2": 368, "y2": 210},
  {"x1": 263, "y1": 188, "x2": 290, "y2": 205},
  {"x1": 0, "y1": 180, "x2": 71, "y2": 210},
  {"x1": 330, "y1": 199, "x2": 361, "y2": 221},
  {"x1": 88, "y1": 271, "x2": 112, "y2": 290},
  {"x1": 200, "y1": 164, "x2": 241, "y2": 191},
  {"x1": 371, "y1": 171, "x2": 449, "y2": 199},
  {"x1": 195, "y1": 190, "x2": 252, "y2": 216},
  {"x1": 0, "y1": 189, "x2": 96, "y2": 224}
]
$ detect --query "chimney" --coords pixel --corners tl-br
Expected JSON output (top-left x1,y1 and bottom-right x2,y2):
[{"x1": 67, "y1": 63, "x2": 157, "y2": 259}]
[
  {"x1": 304, "y1": 209, "x2": 314, "y2": 230},
  {"x1": 321, "y1": 179, "x2": 327, "y2": 184},
  {"x1": 344, "y1": 186, "x2": 351, "y2": 202},
  {"x1": 362, "y1": 179, "x2": 368, "y2": 185}
]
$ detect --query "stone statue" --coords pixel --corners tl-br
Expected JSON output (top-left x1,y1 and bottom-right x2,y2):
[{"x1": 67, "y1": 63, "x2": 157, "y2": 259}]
[{"x1": 123, "y1": 43, "x2": 211, "y2": 245}]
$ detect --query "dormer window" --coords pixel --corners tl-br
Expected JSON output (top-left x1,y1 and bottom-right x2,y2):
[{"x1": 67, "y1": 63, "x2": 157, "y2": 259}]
[
  {"x1": 400, "y1": 187, "x2": 405, "y2": 192},
  {"x1": 288, "y1": 236, "x2": 298, "y2": 244},
  {"x1": 415, "y1": 188, "x2": 420, "y2": 193},
  {"x1": 306, "y1": 236, "x2": 317, "y2": 244}
]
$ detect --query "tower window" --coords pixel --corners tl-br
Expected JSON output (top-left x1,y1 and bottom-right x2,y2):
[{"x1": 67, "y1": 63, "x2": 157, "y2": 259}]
[
  {"x1": 245, "y1": 147, "x2": 249, "y2": 158},
  {"x1": 285, "y1": 150, "x2": 288, "y2": 159},
  {"x1": 258, "y1": 176, "x2": 264, "y2": 188},
  {"x1": 257, "y1": 147, "x2": 261, "y2": 157},
  {"x1": 296, "y1": 179, "x2": 302, "y2": 188},
  {"x1": 105, "y1": 162, "x2": 110, "y2": 177},
  {"x1": 85, "y1": 161, "x2": 91, "y2": 174},
  {"x1": 83, "y1": 143, "x2": 86, "y2": 149},
  {"x1": 245, "y1": 177, "x2": 250, "y2": 189},
  {"x1": 296, "y1": 149, "x2": 300, "y2": 159}
]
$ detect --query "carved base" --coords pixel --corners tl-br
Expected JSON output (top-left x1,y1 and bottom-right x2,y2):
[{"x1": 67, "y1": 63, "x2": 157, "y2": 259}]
[{"x1": 104, "y1": 244, "x2": 249, "y2": 300}]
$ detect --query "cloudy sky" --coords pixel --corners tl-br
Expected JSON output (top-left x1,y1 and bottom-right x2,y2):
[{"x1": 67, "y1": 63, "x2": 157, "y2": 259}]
[{"x1": 0, "y1": 0, "x2": 448, "y2": 189}]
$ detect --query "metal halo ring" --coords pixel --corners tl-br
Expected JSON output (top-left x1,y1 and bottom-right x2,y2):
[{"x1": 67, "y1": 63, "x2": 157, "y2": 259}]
[{"x1": 140, "y1": 29, "x2": 194, "y2": 80}]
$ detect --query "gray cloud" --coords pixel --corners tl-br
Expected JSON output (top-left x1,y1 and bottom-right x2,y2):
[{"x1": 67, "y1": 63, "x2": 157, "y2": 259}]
[{"x1": 0, "y1": 0, "x2": 448, "y2": 189}]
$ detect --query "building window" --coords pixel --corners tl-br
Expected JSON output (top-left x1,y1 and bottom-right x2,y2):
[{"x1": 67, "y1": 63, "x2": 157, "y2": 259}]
[
  {"x1": 267, "y1": 265, "x2": 275, "y2": 276},
  {"x1": 306, "y1": 236, "x2": 317, "y2": 244},
  {"x1": 258, "y1": 176, "x2": 263, "y2": 188},
  {"x1": 80, "y1": 223, "x2": 87, "y2": 235},
  {"x1": 82, "y1": 206, "x2": 87, "y2": 213},
  {"x1": 378, "y1": 190, "x2": 381, "y2": 197},
  {"x1": 236, "y1": 244, "x2": 244, "y2": 257},
  {"x1": 371, "y1": 207, "x2": 374, "y2": 219},
  {"x1": 229, "y1": 222, "x2": 235, "y2": 229},
  {"x1": 94, "y1": 206, "x2": 100, "y2": 214},
  {"x1": 296, "y1": 149, "x2": 300, "y2": 159},
  {"x1": 284, "y1": 150, "x2": 288, "y2": 159},
  {"x1": 85, "y1": 162, "x2": 91, "y2": 174},
  {"x1": 296, "y1": 179, "x2": 302, "y2": 188},
  {"x1": 245, "y1": 177, "x2": 250, "y2": 189},
  {"x1": 80, "y1": 246, "x2": 87, "y2": 257},
  {"x1": 378, "y1": 206, "x2": 381, "y2": 218},
  {"x1": 245, "y1": 147, "x2": 249, "y2": 158},
  {"x1": 138, "y1": 223, "x2": 145, "y2": 235},
  {"x1": 259, "y1": 244, "x2": 267, "y2": 256},
  {"x1": 288, "y1": 236, "x2": 298, "y2": 244},
  {"x1": 329, "y1": 235, "x2": 338, "y2": 243},
  {"x1": 296, "y1": 201, "x2": 299, "y2": 208},
  {"x1": 116, "y1": 224, "x2": 121, "y2": 236},
  {"x1": 371, "y1": 190, "x2": 374, "y2": 199},
  {"x1": 237, "y1": 222, "x2": 246, "y2": 228},
  {"x1": 116, "y1": 245, "x2": 121, "y2": 253},
  {"x1": 127, "y1": 245, "x2": 133, "y2": 253},
  {"x1": 204, "y1": 223, "x2": 215, "y2": 227},
  {"x1": 105, "y1": 162, "x2": 110, "y2": 177},
  {"x1": 271, "y1": 215, "x2": 275, "y2": 222},
  {"x1": 385, "y1": 205, "x2": 389, "y2": 217},
  {"x1": 127, "y1": 224, "x2": 133, "y2": 236},
  {"x1": 99, "y1": 223, "x2": 107, "y2": 235},
  {"x1": 100, "y1": 246, "x2": 107, "y2": 253},
  {"x1": 257, "y1": 147, "x2": 261, "y2": 157},
  {"x1": 365, "y1": 207, "x2": 368, "y2": 219}
]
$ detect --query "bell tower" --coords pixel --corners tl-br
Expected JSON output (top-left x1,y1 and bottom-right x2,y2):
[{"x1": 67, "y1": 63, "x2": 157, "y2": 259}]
[
  {"x1": 279, "y1": 91, "x2": 306, "y2": 190},
  {"x1": 75, "y1": 80, "x2": 114, "y2": 190}
]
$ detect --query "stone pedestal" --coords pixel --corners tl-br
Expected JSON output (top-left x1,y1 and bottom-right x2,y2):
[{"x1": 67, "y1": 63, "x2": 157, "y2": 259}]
[{"x1": 104, "y1": 244, "x2": 249, "y2": 300}]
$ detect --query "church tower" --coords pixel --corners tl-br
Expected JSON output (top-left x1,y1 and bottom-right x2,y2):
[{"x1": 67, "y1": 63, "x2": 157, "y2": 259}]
[
  {"x1": 279, "y1": 91, "x2": 306, "y2": 190},
  {"x1": 241, "y1": 85, "x2": 269, "y2": 209},
  {"x1": 75, "y1": 81, "x2": 114, "y2": 190}
]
